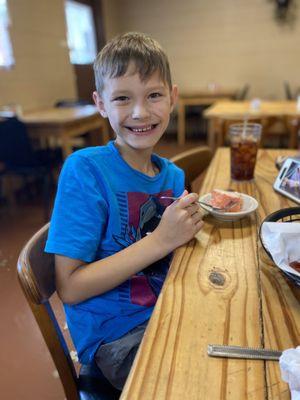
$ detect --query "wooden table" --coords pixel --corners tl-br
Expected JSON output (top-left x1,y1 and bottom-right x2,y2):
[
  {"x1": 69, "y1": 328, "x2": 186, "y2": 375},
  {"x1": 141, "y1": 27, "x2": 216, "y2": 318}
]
[
  {"x1": 121, "y1": 148, "x2": 300, "y2": 400},
  {"x1": 21, "y1": 105, "x2": 109, "y2": 158},
  {"x1": 204, "y1": 100, "x2": 300, "y2": 151},
  {"x1": 177, "y1": 89, "x2": 238, "y2": 146}
]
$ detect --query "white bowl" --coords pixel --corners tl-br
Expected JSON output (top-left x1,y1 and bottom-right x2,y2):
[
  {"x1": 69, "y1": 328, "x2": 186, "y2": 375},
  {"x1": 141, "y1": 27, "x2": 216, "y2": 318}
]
[{"x1": 199, "y1": 192, "x2": 259, "y2": 221}]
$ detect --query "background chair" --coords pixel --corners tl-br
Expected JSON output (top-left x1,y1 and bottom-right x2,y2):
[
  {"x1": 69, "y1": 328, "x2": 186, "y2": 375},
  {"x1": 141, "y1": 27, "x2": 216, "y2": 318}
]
[
  {"x1": 284, "y1": 81, "x2": 294, "y2": 100},
  {"x1": 17, "y1": 223, "x2": 121, "y2": 400},
  {"x1": 234, "y1": 84, "x2": 250, "y2": 100},
  {"x1": 0, "y1": 117, "x2": 62, "y2": 220},
  {"x1": 170, "y1": 146, "x2": 212, "y2": 192}
]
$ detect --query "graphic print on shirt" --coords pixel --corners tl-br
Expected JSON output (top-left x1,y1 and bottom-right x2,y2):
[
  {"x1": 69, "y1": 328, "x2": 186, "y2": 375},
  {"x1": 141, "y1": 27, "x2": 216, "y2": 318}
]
[{"x1": 113, "y1": 190, "x2": 173, "y2": 307}]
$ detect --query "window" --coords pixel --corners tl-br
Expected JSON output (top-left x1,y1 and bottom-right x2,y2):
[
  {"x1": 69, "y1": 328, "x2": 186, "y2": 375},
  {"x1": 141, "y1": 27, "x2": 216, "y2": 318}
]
[
  {"x1": 64, "y1": 0, "x2": 97, "y2": 65},
  {"x1": 0, "y1": 0, "x2": 14, "y2": 68}
]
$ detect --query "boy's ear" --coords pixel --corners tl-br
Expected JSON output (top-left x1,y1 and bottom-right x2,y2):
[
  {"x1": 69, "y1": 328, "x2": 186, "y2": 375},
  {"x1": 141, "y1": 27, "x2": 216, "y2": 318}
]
[
  {"x1": 93, "y1": 91, "x2": 108, "y2": 118},
  {"x1": 170, "y1": 84, "x2": 178, "y2": 113}
]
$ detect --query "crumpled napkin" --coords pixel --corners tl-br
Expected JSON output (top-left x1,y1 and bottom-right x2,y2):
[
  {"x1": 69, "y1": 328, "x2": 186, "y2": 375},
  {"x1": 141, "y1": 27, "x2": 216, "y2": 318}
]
[
  {"x1": 280, "y1": 347, "x2": 300, "y2": 399},
  {"x1": 260, "y1": 222, "x2": 300, "y2": 277}
]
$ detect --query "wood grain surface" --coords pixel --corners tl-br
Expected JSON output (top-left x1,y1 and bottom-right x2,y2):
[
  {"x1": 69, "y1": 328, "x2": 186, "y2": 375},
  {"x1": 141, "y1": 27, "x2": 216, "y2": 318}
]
[
  {"x1": 121, "y1": 148, "x2": 299, "y2": 400},
  {"x1": 21, "y1": 105, "x2": 99, "y2": 123},
  {"x1": 204, "y1": 101, "x2": 300, "y2": 119}
]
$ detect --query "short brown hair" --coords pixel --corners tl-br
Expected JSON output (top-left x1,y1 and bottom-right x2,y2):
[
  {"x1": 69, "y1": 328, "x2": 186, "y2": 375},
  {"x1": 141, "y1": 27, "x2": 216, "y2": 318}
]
[{"x1": 94, "y1": 32, "x2": 172, "y2": 94}]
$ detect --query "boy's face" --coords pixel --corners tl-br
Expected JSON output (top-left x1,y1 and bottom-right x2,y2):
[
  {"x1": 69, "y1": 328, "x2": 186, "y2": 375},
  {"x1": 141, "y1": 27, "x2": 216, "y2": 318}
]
[{"x1": 93, "y1": 64, "x2": 177, "y2": 152}]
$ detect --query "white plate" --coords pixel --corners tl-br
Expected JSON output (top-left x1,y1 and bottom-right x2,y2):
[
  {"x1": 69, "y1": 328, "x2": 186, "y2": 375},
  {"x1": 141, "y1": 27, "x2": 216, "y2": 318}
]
[{"x1": 199, "y1": 192, "x2": 259, "y2": 221}]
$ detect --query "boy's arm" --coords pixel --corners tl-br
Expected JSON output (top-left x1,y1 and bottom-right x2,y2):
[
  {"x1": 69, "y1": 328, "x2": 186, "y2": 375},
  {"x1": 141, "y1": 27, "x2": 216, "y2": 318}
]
[
  {"x1": 56, "y1": 231, "x2": 172, "y2": 304},
  {"x1": 55, "y1": 192, "x2": 203, "y2": 304}
]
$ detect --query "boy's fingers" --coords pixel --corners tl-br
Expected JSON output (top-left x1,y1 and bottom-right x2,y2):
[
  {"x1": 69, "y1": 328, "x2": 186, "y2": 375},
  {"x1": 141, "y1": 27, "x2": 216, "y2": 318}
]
[
  {"x1": 179, "y1": 189, "x2": 189, "y2": 198},
  {"x1": 192, "y1": 212, "x2": 203, "y2": 224},
  {"x1": 195, "y1": 220, "x2": 204, "y2": 232},
  {"x1": 186, "y1": 204, "x2": 200, "y2": 216},
  {"x1": 178, "y1": 193, "x2": 199, "y2": 208}
]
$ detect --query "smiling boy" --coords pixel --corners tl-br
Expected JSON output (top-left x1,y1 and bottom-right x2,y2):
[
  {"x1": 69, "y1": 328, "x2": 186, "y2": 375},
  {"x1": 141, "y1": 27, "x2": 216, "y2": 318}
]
[{"x1": 45, "y1": 32, "x2": 203, "y2": 390}]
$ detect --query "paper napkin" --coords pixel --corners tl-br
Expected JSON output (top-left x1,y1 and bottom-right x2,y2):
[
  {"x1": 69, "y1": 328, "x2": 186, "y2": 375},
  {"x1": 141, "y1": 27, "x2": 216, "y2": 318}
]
[
  {"x1": 260, "y1": 222, "x2": 300, "y2": 277},
  {"x1": 280, "y1": 347, "x2": 300, "y2": 400}
]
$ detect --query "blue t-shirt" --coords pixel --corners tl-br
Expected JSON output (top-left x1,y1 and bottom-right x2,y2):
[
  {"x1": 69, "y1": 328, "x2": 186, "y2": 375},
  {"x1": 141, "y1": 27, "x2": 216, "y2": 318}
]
[{"x1": 45, "y1": 141, "x2": 185, "y2": 364}]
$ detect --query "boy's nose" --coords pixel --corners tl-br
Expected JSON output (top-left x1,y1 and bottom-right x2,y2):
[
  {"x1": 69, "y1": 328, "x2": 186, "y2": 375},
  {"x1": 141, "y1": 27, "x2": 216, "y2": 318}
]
[{"x1": 132, "y1": 102, "x2": 150, "y2": 120}]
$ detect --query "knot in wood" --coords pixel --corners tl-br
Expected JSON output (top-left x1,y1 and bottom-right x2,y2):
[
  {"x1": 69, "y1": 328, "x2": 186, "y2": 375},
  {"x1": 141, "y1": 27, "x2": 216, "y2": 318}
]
[{"x1": 209, "y1": 271, "x2": 225, "y2": 286}]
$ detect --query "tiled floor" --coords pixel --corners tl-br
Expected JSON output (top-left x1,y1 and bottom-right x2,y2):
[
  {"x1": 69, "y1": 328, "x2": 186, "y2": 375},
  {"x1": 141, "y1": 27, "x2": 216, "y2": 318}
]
[
  {"x1": 0, "y1": 138, "x2": 204, "y2": 400},
  {"x1": 0, "y1": 203, "x2": 67, "y2": 400}
]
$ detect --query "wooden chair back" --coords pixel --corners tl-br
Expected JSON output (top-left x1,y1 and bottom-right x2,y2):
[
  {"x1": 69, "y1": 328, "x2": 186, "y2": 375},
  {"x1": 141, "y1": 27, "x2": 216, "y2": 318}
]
[
  {"x1": 17, "y1": 225, "x2": 121, "y2": 400},
  {"x1": 284, "y1": 81, "x2": 294, "y2": 100},
  {"x1": 170, "y1": 146, "x2": 212, "y2": 191},
  {"x1": 17, "y1": 223, "x2": 79, "y2": 400}
]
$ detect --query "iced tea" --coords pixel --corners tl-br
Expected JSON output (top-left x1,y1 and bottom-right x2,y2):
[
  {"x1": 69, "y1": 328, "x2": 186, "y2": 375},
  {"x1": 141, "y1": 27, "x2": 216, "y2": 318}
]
[
  {"x1": 230, "y1": 140, "x2": 258, "y2": 180},
  {"x1": 229, "y1": 123, "x2": 262, "y2": 181}
]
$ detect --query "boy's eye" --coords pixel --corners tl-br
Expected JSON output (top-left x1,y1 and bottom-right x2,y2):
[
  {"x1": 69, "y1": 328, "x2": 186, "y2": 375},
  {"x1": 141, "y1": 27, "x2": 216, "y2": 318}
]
[
  {"x1": 149, "y1": 92, "x2": 162, "y2": 99},
  {"x1": 113, "y1": 96, "x2": 129, "y2": 102}
]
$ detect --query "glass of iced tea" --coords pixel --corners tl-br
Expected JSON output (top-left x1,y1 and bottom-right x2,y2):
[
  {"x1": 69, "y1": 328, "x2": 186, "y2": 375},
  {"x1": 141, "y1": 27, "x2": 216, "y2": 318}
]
[{"x1": 229, "y1": 123, "x2": 262, "y2": 181}]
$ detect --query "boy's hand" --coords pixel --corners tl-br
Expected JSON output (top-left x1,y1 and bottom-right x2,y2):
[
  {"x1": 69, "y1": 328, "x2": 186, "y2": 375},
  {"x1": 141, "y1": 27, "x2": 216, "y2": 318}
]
[{"x1": 153, "y1": 190, "x2": 204, "y2": 252}]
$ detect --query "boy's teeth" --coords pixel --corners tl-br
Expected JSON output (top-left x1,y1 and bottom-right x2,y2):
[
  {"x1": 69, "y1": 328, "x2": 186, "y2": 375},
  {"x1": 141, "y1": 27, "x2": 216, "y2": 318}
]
[{"x1": 131, "y1": 125, "x2": 153, "y2": 132}]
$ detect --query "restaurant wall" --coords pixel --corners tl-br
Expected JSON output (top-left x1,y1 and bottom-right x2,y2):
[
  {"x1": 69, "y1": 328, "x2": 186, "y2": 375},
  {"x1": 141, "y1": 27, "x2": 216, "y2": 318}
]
[
  {"x1": 0, "y1": 0, "x2": 76, "y2": 112},
  {"x1": 102, "y1": 0, "x2": 300, "y2": 99}
]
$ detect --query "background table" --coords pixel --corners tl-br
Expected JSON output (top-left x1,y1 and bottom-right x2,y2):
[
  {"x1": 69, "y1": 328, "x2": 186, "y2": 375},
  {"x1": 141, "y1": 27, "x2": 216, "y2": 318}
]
[
  {"x1": 177, "y1": 89, "x2": 237, "y2": 146},
  {"x1": 121, "y1": 148, "x2": 300, "y2": 400},
  {"x1": 21, "y1": 105, "x2": 109, "y2": 158},
  {"x1": 204, "y1": 100, "x2": 300, "y2": 151}
]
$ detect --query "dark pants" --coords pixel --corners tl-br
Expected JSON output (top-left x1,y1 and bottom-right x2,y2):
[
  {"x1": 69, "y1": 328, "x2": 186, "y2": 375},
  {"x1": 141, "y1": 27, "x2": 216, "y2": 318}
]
[{"x1": 94, "y1": 322, "x2": 147, "y2": 390}]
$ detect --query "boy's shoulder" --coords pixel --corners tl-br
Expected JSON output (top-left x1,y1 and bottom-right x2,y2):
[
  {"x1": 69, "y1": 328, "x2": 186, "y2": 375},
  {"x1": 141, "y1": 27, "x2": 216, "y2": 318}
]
[
  {"x1": 65, "y1": 142, "x2": 116, "y2": 169},
  {"x1": 70, "y1": 142, "x2": 113, "y2": 160}
]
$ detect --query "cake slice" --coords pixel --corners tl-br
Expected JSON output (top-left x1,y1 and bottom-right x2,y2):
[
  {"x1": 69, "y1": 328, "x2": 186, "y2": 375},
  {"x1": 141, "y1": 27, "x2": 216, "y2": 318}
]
[{"x1": 210, "y1": 189, "x2": 243, "y2": 212}]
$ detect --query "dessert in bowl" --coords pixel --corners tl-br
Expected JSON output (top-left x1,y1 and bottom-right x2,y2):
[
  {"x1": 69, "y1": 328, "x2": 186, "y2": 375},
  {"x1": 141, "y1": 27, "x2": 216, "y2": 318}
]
[{"x1": 199, "y1": 189, "x2": 258, "y2": 221}]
